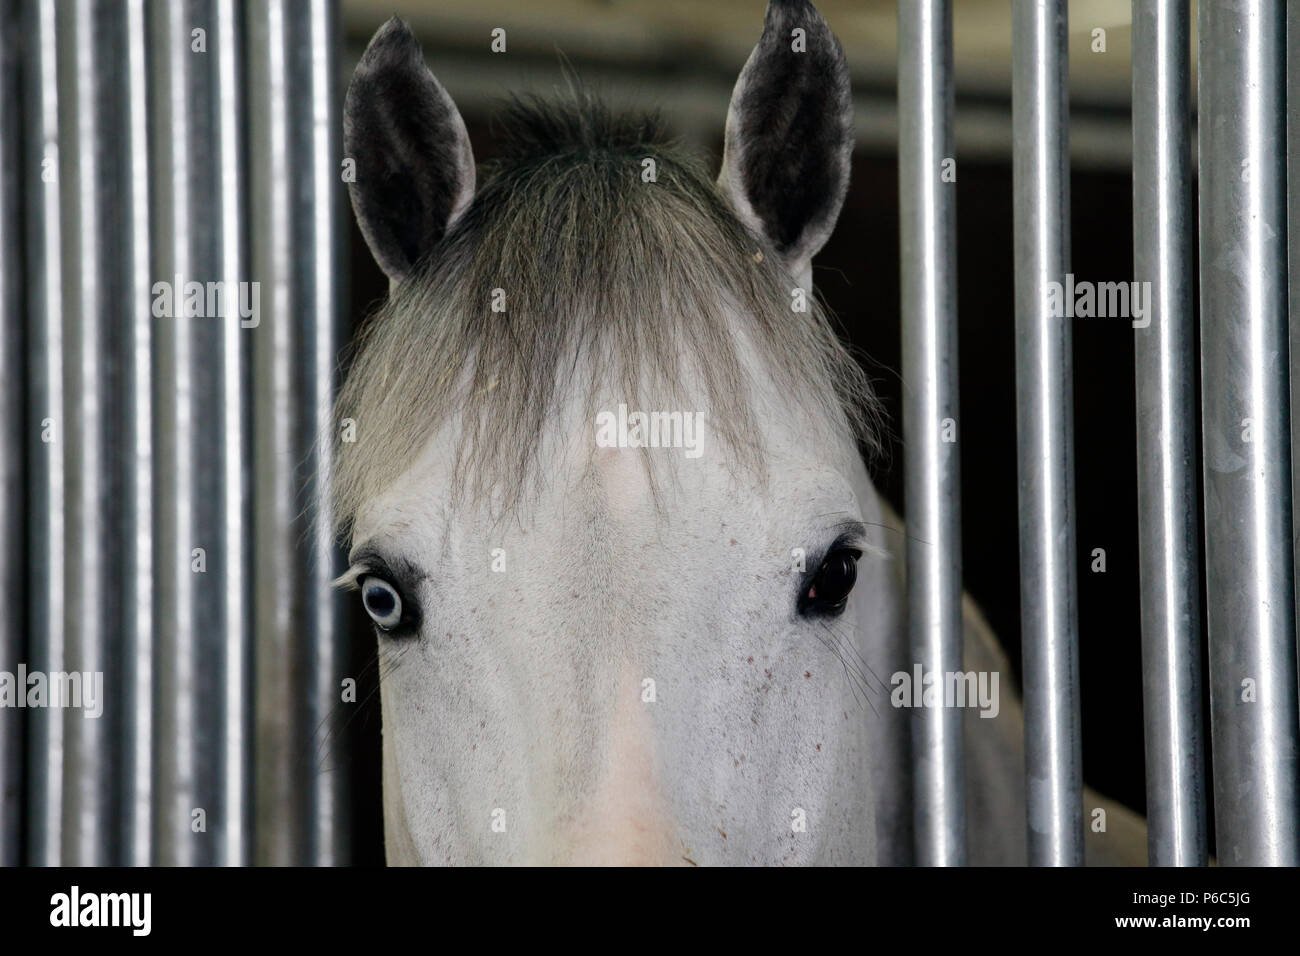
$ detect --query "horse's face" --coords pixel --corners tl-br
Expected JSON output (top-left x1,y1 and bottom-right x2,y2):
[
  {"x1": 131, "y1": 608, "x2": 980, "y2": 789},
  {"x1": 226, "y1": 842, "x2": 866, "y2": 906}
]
[
  {"x1": 349, "y1": 378, "x2": 890, "y2": 865},
  {"x1": 341, "y1": 2, "x2": 890, "y2": 865}
]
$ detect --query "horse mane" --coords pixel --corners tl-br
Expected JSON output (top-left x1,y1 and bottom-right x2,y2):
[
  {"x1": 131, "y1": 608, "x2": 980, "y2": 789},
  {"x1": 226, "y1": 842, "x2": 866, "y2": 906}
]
[{"x1": 332, "y1": 91, "x2": 882, "y2": 536}]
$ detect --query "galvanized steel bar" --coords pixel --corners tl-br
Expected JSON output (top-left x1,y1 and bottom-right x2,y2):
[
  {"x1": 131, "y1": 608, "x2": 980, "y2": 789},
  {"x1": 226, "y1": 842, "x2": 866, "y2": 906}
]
[
  {"x1": 248, "y1": 0, "x2": 347, "y2": 866},
  {"x1": 1010, "y1": 0, "x2": 1082, "y2": 866},
  {"x1": 898, "y1": 0, "x2": 964, "y2": 867},
  {"x1": 122, "y1": 0, "x2": 154, "y2": 869},
  {"x1": 1198, "y1": 0, "x2": 1300, "y2": 866},
  {"x1": 22, "y1": 0, "x2": 65, "y2": 868},
  {"x1": 1130, "y1": 0, "x2": 1207, "y2": 868},
  {"x1": 0, "y1": 0, "x2": 25, "y2": 868},
  {"x1": 303, "y1": 0, "x2": 348, "y2": 865},
  {"x1": 58, "y1": 0, "x2": 136, "y2": 866},
  {"x1": 1290, "y1": 0, "x2": 1300, "y2": 790},
  {"x1": 214, "y1": 0, "x2": 252, "y2": 869},
  {"x1": 149, "y1": 0, "x2": 251, "y2": 866}
]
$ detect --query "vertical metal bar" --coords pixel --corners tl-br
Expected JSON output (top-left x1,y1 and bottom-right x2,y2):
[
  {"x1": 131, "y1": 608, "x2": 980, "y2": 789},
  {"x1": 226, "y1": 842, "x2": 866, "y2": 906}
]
[
  {"x1": 59, "y1": 0, "x2": 133, "y2": 866},
  {"x1": 248, "y1": 0, "x2": 347, "y2": 866},
  {"x1": 149, "y1": 0, "x2": 196, "y2": 866},
  {"x1": 1131, "y1": 0, "x2": 1207, "y2": 868},
  {"x1": 247, "y1": 0, "x2": 294, "y2": 866},
  {"x1": 150, "y1": 0, "x2": 251, "y2": 866},
  {"x1": 222, "y1": 0, "x2": 251, "y2": 868},
  {"x1": 1011, "y1": 0, "x2": 1082, "y2": 866},
  {"x1": 22, "y1": 0, "x2": 65, "y2": 868},
  {"x1": 0, "y1": 0, "x2": 25, "y2": 868},
  {"x1": 123, "y1": 0, "x2": 154, "y2": 868},
  {"x1": 899, "y1": 0, "x2": 964, "y2": 867},
  {"x1": 1198, "y1": 0, "x2": 1300, "y2": 866},
  {"x1": 59, "y1": 0, "x2": 154, "y2": 866},
  {"x1": 305, "y1": 0, "x2": 348, "y2": 866},
  {"x1": 214, "y1": 0, "x2": 251, "y2": 871},
  {"x1": 246, "y1": 0, "x2": 292, "y2": 869},
  {"x1": 1290, "y1": 0, "x2": 1300, "y2": 761}
]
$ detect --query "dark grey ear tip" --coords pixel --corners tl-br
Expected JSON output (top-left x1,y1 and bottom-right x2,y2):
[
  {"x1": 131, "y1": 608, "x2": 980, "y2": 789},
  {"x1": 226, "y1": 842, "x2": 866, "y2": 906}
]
[
  {"x1": 376, "y1": 14, "x2": 416, "y2": 42},
  {"x1": 760, "y1": 0, "x2": 847, "y2": 69},
  {"x1": 357, "y1": 15, "x2": 423, "y2": 73},
  {"x1": 346, "y1": 16, "x2": 428, "y2": 134},
  {"x1": 768, "y1": 0, "x2": 819, "y2": 13},
  {"x1": 752, "y1": 0, "x2": 849, "y2": 83},
  {"x1": 764, "y1": 0, "x2": 830, "y2": 31}
]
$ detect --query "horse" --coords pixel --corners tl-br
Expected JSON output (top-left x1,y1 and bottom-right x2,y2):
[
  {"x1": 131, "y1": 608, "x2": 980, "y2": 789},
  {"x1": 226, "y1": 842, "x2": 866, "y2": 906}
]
[{"x1": 335, "y1": 0, "x2": 1146, "y2": 865}]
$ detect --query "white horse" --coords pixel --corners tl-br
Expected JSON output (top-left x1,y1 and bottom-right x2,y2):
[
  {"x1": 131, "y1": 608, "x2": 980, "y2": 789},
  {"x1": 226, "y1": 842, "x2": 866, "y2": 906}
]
[{"x1": 335, "y1": 0, "x2": 1146, "y2": 865}]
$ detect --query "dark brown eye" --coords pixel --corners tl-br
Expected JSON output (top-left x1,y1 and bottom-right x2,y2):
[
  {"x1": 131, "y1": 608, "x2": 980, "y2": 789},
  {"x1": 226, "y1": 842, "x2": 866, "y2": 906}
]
[{"x1": 800, "y1": 549, "x2": 861, "y2": 616}]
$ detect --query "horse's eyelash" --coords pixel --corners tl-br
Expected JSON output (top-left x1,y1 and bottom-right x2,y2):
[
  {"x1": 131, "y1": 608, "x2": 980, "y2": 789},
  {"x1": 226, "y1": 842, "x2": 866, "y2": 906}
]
[
  {"x1": 336, "y1": 545, "x2": 404, "y2": 593},
  {"x1": 331, "y1": 566, "x2": 367, "y2": 592},
  {"x1": 823, "y1": 531, "x2": 866, "y2": 560}
]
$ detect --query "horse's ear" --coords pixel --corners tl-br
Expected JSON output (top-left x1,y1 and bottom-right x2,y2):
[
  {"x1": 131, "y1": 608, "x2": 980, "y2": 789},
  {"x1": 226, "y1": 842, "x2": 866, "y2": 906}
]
[
  {"x1": 718, "y1": 0, "x2": 853, "y2": 286},
  {"x1": 344, "y1": 17, "x2": 476, "y2": 283}
]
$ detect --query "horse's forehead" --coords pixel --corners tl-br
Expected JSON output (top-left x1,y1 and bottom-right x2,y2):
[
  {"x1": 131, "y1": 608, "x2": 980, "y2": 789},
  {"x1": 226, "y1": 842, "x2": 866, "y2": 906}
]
[
  {"x1": 348, "y1": 307, "x2": 867, "y2": 555},
  {"x1": 353, "y1": 388, "x2": 861, "y2": 554},
  {"x1": 591, "y1": 444, "x2": 653, "y2": 520}
]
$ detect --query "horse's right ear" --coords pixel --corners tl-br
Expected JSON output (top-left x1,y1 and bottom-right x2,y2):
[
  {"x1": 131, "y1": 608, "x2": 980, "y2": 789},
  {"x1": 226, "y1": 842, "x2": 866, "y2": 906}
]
[{"x1": 344, "y1": 17, "x2": 476, "y2": 283}]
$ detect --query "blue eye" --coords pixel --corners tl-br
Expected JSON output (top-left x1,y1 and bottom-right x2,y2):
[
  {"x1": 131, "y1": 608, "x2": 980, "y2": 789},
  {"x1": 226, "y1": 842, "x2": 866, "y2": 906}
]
[{"x1": 362, "y1": 577, "x2": 403, "y2": 631}]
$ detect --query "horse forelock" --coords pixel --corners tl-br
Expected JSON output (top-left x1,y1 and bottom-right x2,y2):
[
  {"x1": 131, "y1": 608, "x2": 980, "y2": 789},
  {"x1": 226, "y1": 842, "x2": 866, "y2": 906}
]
[{"x1": 332, "y1": 92, "x2": 883, "y2": 538}]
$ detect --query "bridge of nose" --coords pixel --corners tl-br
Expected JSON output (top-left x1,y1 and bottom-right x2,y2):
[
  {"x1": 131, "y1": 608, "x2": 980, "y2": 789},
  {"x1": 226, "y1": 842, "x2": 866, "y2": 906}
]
[
  {"x1": 503, "y1": 431, "x2": 728, "y2": 863},
  {"x1": 547, "y1": 664, "x2": 687, "y2": 865}
]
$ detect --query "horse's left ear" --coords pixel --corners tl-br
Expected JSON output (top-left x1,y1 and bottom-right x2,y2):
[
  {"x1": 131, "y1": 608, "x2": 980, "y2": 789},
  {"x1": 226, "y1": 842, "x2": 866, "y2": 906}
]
[
  {"x1": 344, "y1": 17, "x2": 476, "y2": 284},
  {"x1": 718, "y1": 0, "x2": 853, "y2": 287}
]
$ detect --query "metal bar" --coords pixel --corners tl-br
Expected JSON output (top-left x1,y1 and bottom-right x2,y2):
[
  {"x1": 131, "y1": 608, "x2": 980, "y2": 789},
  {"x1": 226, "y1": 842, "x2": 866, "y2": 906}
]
[
  {"x1": 0, "y1": 0, "x2": 25, "y2": 868},
  {"x1": 1198, "y1": 0, "x2": 1300, "y2": 867},
  {"x1": 1010, "y1": 0, "x2": 1082, "y2": 867},
  {"x1": 247, "y1": 0, "x2": 294, "y2": 869},
  {"x1": 58, "y1": 0, "x2": 130, "y2": 867},
  {"x1": 1290, "y1": 0, "x2": 1300, "y2": 795},
  {"x1": 304, "y1": 0, "x2": 348, "y2": 867},
  {"x1": 22, "y1": 0, "x2": 65, "y2": 868},
  {"x1": 214, "y1": 0, "x2": 251, "y2": 871},
  {"x1": 248, "y1": 0, "x2": 347, "y2": 866},
  {"x1": 149, "y1": 0, "x2": 251, "y2": 866},
  {"x1": 898, "y1": 0, "x2": 964, "y2": 867},
  {"x1": 122, "y1": 0, "x2": 154, "y2": 869},
  {"x1": 58, "y1": 0, "x2": 159, "y2": 868},
  {"x1": 1130, "y1": 0, "x2": 1207, "y2": 868}
]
